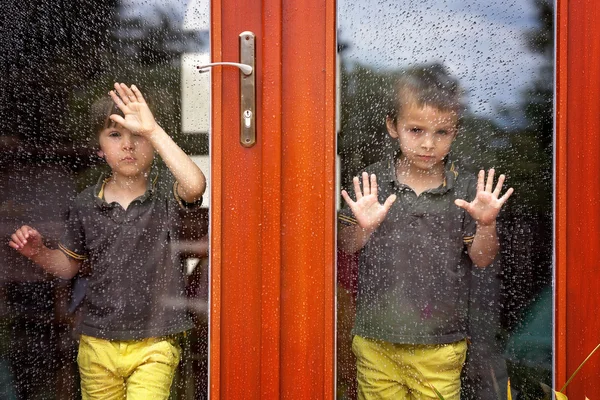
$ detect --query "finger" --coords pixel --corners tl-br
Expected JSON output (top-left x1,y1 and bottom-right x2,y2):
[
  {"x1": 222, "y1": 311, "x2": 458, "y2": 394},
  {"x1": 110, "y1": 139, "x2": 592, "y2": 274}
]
[
  {"x1": 352, "y1": 177, "x2": 363, "y2": 200},
  {"x1": 11, "y1": 233, "x2": 24, "y2": 248},
  {"x1": 454, "y1": 198, "x2": 471, "y2": 211},
  {"x1": 109, "y1": 114, "x2": 126, "y2": 127},
  {"x1": 8, "y1": 240, "x2": 20, "y2": 250},
  {"x1": 109, "y1": 90, "x2": 129, "y2": 113},
  {"x1": 341, "y1": 190, "x2": 355, "y2": 206},
  {"x1": 26, "y1": 229, "x2": 38, "y2": 240},
  {"x1": 15, "y1": 230, "x2": 28, "y2": 245},
  {"x1": 477, "y1": 170, "x2": 485, "y2": 193},
  {"x1": 130, "y1": 85, "x2": 146, "y2": 104},
  {"x1": 498, "y1": 187, "x2": 514, "y2": 204},
  {"x1": 362, "y1": 172, "x2": 370, "y2": 196},
  {"x1": 493, "y1": 174, "x2": 506, "y2": 197},
  {"x1": 114, "y1": 82, "x2": 130, "y2": 104},
  {"x1": 382, "y1": 194, "x2": 397, "y2": 212},
  {"x1": 370, "y1": 174, "x2": 378, "y2": 198},
  {"x1": 121, "y1": 83, "x2": 138, "y2": 103},
  {"x1": 485, "y1": 168, "x2": 495, "y2": 192}
]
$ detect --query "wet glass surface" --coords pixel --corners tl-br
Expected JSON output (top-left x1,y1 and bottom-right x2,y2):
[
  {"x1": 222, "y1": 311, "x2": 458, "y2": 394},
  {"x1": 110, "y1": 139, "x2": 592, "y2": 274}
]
[
  {"x1": 336, "y1": 1, "x2": 553, "y2": 399},
  {"x1": 0, "y1": 1, "x2": 210, "y2": 398}
]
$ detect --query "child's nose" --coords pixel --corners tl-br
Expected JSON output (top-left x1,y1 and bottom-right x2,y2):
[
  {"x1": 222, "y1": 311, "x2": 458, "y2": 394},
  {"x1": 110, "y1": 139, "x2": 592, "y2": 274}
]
[
  {"x1": 421, "y1": 134, "x2": 435, "y2": 149},
  {"x1": 122, "y1": 136, "x2": 134, "y2": 149}
]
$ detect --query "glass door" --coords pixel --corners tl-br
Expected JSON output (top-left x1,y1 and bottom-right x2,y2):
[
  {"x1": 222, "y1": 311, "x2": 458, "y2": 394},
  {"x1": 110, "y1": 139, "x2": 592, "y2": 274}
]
[
  {"x1": 0, "y1": 1, "x2": 211, "y2": 398},
  {"x1": 336, "y1": 0, "x2": 553, "y2": 398}
]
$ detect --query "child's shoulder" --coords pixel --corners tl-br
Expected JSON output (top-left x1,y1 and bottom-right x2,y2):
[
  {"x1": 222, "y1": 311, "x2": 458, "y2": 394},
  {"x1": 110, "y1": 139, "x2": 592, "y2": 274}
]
[
  {"x1": 72, "y1": 180, "x2": 103, "y2": 208},
  {"x1": 359, "y1": 157, "x2": 394, "y2": 178},
  {"x1": 449, "y1": 161, "x2": 478, "y2": 195}
]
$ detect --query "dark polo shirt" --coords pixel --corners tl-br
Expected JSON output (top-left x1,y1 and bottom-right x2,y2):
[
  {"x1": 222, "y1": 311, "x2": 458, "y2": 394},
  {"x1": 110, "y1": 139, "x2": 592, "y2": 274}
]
[
  {"x1": 339, "y1": 154, "x2": 477, "y2": 344},
  {"x1": 59, "y1": 168, "x2": 199, "y2": 340}
]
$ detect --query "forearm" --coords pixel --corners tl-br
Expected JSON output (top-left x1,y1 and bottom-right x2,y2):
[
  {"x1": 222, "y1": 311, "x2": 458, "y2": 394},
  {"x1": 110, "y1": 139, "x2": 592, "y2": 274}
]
[
  {"x1": 29, "y1": 247, "x2": 81, "y2": 279},
  {"x1": 468, "y1": 222, "x2": 499, "y2": 267},
  {"x1": 149, "y1": 127, "x2": 207, "y2": 202},
  {"x1": 338, "y1": 223, "x2": 374, "y2": 254}
]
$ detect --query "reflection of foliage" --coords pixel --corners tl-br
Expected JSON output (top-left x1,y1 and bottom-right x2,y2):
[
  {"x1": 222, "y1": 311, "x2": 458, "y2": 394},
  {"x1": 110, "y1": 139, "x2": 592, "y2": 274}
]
[
  {"x1": 0, "y1": 0, "x2": 118, "y2": 148},
  {"x1": 338, "y1": 1, "x2": 554, "y2": 397},
  {"x1": 338, "y1": 64, "x2": 395, "y2": 186},
  {"x1": 67, "y1": 7, "x2": 207, "y2": 158},
  {"x1": 114, "y1": 10, "x2": 204, "y2": 66},
  {"x1": 0, "y1": 1, "x2": 206, "y2": 164},
  {"x1": 338, "y1": 61, "x2": 504, "y2": 190},
  {"x1": 497, "y1": 0, "x2": 554, "y2": 335}
]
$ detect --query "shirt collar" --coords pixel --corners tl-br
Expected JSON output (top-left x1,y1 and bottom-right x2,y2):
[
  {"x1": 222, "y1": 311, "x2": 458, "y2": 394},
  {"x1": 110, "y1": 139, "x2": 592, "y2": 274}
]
[
  {"x1": 385, "y1": 150, "x2": 459, "y2": 193},
  {"x1": 94, "y1": 167, "x2": 160, "y2": 207}
]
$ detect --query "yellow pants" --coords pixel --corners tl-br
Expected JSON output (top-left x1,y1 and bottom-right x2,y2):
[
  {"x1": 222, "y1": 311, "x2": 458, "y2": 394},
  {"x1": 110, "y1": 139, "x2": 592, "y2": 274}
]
[
  {"x1": 352, "y1": 335, "x2": 467, "y2": 400},
  {"x1": 77, "y1": 334, "x2": 181, "y2": 400}
]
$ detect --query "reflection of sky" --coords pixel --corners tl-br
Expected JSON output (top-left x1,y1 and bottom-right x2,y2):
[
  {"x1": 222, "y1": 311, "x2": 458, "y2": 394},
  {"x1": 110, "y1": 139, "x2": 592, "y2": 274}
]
[
  {"x1": 123, "y1": 0, "x2": 547, "y2": 121},
  {"x1": 120, "y1": 0, "x2": 190, "y2": 25},
  {"x1": 338, "y1": 0, "x2": 547, "y2": 120}
]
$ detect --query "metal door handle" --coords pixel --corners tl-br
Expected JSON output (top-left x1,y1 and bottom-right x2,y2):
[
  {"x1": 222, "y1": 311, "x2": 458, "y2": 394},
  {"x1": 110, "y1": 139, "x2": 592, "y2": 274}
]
[
  {"x1": 195, "y1": 31, "x2": 256, "y2": 148},
  {"x1": 196, "y1": 62, "x2": 253, "y2": 75}
]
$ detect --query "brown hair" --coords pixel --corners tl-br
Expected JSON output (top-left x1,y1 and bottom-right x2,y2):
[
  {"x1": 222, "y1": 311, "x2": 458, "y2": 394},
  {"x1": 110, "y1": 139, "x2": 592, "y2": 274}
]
[
  {"x1": 386, "y1": 64, "x2": 465, "y2": 124},
  {"x1": 88, "y1": 96, "x2": 124, "y2": 148}
]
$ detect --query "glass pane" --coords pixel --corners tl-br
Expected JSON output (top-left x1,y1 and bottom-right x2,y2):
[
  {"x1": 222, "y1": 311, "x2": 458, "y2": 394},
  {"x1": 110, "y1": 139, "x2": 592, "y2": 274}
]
[
  {"x1": 0, "y1": 0, "x2": 210, "y2": 398},
  {"x1": 336, "y1": 1, "x2": 553, "y2": 398}
]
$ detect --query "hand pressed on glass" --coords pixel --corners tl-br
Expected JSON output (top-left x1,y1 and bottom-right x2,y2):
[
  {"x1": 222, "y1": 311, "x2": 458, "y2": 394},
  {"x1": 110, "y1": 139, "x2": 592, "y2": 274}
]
[
  {"x1": 108, "y1": 83, "x2": 159, "y2": 140},
  {"x1": 454, "y1": 168, "x2": 514, "y2": 227},
  {"x1": 341, "y1": 172, "x2": 397, "y2": 233}
]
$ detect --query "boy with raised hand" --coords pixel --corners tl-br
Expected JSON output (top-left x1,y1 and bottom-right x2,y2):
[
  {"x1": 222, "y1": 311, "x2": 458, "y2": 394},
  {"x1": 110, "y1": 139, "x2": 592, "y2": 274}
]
[
  {"x1": 9, "y1": 82, "x2": 206, "y2": 399},
  {"x1": 338, "y1": 66, "x2": 513, "y2": 400}
]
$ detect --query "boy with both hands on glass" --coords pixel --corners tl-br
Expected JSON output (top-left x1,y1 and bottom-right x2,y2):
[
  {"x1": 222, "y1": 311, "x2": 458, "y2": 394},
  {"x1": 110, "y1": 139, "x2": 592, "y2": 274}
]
[
  {"x1": 9, "y1": 83, "x2": 206, "y2": 399},
  {"x1": 338, "y1": 68, "x2": 513, "y2": 400}
]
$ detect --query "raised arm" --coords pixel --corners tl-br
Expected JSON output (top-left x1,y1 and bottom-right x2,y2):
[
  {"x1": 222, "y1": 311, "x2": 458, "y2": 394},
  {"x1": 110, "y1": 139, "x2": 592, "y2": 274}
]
[
  {"x1": 338, "y1": 172, "x2": 396, "y2": 254},
  {"x1": 9, "y1": 226, "x2": 81, "y2": 279},
  {"x1": 454, "y1": 169, "x2": 514, "y2": 267},
  {"x1": 109, "y1": 83, "x2": 207, "y2": 203}
]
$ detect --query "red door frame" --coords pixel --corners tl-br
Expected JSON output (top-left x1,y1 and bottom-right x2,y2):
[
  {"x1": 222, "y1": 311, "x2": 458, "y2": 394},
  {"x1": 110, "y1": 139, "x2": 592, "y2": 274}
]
[
  {"x1": 556, "y1": 0, "x2": 600, "y2": 397},
  {"x1": 210, "y1": 0, "x2": 600, "y2": 398},
  {"x1": 209, "y1": 0, "x2": 335, "y2": 398}
]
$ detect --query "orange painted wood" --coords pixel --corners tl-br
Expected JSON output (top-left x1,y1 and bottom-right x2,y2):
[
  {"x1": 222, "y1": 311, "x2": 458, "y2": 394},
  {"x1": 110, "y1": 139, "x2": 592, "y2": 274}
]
[
  {"x1": 260, "y1": 0, "x2": 283, "y2": 398},
  {"x1": 209, "y1": 0, "x2": 223, "y2": 397},
  {"x1": 555, "y1": 0, "x2": 567, "y2": 389},
  {"x1": 210, "y1": 0, "x2": 264, "y2": 399},
  {"x1": 560, "y1": 0, "x2": 600, "y2": 397},
  {"x1": 211, "y1": 0, "x2": 335, "y2": 398},
  {"x1": 280, "y1": 0, "x2": 335, "y2": 398},
  {"x1": 324, "y1": 0, "x2": 337, "y2": 397}
]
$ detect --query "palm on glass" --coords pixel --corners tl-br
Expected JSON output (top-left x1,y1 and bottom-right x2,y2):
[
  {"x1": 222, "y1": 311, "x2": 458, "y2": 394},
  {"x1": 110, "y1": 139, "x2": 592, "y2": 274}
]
[
  {"x1": 108, "y1": 83, "x2": 157, "y2": 137},
  {"x1": 341, "y1": 172, "x2": 397, "y2": 232},
  {"x1": 454, "y1": 169, "x2": 514, "y2": 226}
]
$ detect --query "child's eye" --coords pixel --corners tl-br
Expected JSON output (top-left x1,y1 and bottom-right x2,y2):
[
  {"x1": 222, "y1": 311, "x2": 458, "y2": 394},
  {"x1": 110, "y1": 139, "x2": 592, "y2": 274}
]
[
  {"x1": 436, "y1": 130, "x2": 449, "y2": 135},
  {"x1": 109, "y1": 131, "x2": 120, "y2": 137},
  {"x1": 409, "y1": 127, "x2": 422, "y2": 133}
]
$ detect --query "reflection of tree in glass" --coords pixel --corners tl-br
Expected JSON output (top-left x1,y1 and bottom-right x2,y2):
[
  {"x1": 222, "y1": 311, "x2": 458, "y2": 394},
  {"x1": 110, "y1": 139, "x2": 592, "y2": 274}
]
[
  {"x1": 337, "y1": 1, "x2": 554, "y2": 398},
  {"x1": 496, "y1": 1, "x2": 554, "y2": 399},
  {"x1": 115, "y1": 9, "x2": 204, "y2": 66},
  {"x1": 0, "y1": 2, "x2": 208, "y2": 399}
]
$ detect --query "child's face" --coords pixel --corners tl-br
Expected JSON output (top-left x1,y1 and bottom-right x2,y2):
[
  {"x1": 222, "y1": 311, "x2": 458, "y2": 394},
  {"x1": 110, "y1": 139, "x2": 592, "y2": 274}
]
[
  {"x1": 386, "y1": 103, "x2": 458, "y2": 172},
  {"x1": 97, "y1": 125, "x2": 155, "y2": 178}
]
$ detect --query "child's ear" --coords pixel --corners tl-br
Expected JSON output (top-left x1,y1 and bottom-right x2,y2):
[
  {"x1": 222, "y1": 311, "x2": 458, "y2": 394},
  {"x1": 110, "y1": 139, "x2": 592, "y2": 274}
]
[
  {"x1": 386, "y1": 116, "x2": 399, "y2": 138},
  {"x1": 97, "y1": 150, "x2": 105, "y2": 159}
]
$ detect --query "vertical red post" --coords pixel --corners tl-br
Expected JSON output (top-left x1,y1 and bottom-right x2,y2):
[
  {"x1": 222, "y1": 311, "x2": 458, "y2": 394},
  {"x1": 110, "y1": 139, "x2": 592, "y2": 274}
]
[
  {"x1": 211, "y1": 0, "x2": 336, "y2": 398},
  {"x1": 557, "y1": 0, "x2": 600, "y2": 397}
]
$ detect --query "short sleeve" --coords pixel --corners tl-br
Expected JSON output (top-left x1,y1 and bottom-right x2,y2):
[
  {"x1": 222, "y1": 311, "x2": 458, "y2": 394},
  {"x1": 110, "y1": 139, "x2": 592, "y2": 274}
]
[
  {"x1": 58, "y1": 205, "x2": 88, "y2": 261},
  {"x1": 172, "y1": 181, "x2": 203, "y2": 210},
  {"x1": 338, "y1": 202, "x2": 357, "y2": 226},
  {"x1": 462, "y1": 177, "x2": 478, "y2": 246}
]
